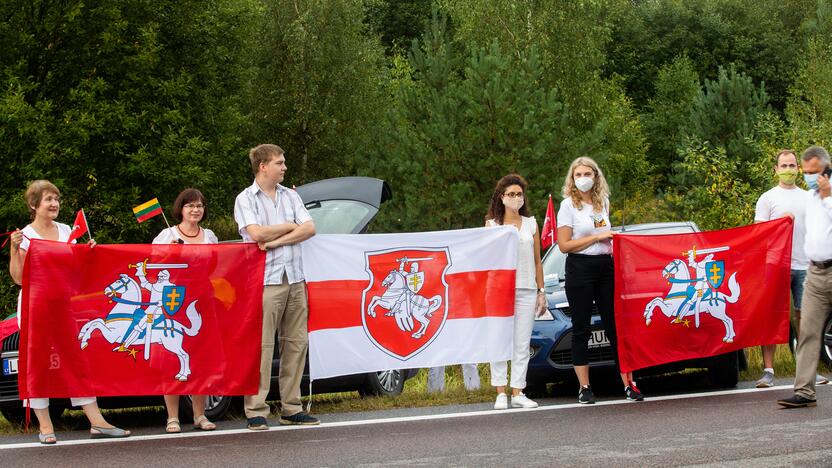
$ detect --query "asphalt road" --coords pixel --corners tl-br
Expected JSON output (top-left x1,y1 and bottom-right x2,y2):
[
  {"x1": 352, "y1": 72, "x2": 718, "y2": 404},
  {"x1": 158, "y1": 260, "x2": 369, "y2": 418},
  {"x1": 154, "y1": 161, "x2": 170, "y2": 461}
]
[{"x1": 2, "y1": 380, "x2": 831, "y2": 467}]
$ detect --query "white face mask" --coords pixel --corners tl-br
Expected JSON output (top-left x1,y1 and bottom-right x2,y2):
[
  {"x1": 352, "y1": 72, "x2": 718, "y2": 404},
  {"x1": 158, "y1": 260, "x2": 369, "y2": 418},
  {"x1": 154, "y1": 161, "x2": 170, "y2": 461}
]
[
  {"x1": 502, "y1": 196, "x2": 524, "y2": 211},
  {"x1": 575, "y1": 176, "x2": 594, "y2": 193}
]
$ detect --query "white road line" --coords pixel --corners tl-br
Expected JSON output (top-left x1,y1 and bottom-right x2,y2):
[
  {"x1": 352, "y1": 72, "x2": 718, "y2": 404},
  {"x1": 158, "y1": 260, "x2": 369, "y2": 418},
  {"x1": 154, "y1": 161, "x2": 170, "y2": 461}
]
[{"x1": 0, "y1": 384, "x2": 795, "y2": 450}]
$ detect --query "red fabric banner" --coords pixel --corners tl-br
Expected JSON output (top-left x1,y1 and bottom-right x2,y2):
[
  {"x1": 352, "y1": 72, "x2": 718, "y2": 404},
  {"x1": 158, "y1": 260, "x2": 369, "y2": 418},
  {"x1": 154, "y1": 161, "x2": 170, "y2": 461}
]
[
  {"x1": 613, "y1": 218, "x2": 792, "y2": 373},
  {"x1": 19, "y1": 241, "x2": 265, "y2": 398}
]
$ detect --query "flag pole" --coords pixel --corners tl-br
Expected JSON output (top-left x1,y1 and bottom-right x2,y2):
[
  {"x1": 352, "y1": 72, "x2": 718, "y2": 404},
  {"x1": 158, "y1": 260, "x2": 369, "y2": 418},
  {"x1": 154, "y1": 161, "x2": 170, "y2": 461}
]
[
  {"x1": 160, "y1": 210, "x2": 173, "y2": 230},
  {"x1": 81, "y1": 208, "x2": 93, "y2": 242}
]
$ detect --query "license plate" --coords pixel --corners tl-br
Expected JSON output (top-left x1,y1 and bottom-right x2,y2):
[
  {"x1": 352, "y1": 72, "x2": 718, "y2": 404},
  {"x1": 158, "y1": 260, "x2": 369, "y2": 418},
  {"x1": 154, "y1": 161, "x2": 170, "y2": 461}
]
[
  {"x1": 2, "y1": 358, "x2": 18, "y2": 376},
  {"x1": 588, "y1": 330, "x2": 610, "y2": 349}
]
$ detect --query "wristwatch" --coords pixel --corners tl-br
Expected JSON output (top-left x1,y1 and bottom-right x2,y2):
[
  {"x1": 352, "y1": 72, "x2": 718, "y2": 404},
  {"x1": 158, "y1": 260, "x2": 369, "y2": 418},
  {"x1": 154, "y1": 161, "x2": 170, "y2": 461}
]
[{"x1": 537, "y1": 288, "x2": 545, "y2": 294}]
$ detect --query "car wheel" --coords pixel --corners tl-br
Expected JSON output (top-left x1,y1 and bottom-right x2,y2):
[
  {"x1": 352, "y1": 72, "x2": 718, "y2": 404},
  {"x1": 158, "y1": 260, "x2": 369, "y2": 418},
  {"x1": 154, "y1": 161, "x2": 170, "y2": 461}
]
[
  {"x1": 821, "y1": 315, "x2": 832, "y2": 368},
  {"x1": 707, "y1": 351, "x2": 739, "y2": 388},
  {"x1": 359, "y1": 369, "x2": 405, "y2": 397},
  {"x1": 178, "y1": 395, "x2": 235, "y2": 421}
]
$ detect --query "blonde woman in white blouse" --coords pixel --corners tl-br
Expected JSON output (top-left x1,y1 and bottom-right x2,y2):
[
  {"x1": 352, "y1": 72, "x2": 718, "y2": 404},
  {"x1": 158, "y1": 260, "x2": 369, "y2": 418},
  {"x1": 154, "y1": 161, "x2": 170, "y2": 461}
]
[{"x1": 153, "y1": 188, "x2": 217, "y2": 432}]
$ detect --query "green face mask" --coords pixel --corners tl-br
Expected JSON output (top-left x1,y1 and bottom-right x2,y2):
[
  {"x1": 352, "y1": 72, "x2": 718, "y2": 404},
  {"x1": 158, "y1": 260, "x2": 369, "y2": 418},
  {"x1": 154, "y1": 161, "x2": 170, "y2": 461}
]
[{"x1": 777, "y1": 168, "x2": 798, "y2": 185}]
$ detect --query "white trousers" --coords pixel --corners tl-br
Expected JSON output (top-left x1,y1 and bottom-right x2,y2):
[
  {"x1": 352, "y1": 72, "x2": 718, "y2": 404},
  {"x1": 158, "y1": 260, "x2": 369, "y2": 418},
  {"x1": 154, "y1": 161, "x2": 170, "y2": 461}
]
[
  {"x1": 427, "y1": 364, "x2": 481, "y2": 392},
  {"x1": 490, "y1": 289, "x2": 536, "y2": 389},
  {"x1": 24, "y1": 397, "x2": 96, "y2": 410}
]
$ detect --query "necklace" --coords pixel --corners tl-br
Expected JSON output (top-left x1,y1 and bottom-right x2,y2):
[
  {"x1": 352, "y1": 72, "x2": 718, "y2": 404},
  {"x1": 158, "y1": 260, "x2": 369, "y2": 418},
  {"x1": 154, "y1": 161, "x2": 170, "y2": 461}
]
[{"x1": 177, "y1": 225, "x2": 201, "y2": 238}]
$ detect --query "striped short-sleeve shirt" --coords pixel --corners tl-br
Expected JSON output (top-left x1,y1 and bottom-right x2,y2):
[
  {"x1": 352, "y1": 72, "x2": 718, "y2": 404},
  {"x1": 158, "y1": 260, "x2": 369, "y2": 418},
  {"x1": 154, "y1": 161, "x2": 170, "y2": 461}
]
[{"x1": 234, "y1": 181, "x2": 313, "y2": 285}]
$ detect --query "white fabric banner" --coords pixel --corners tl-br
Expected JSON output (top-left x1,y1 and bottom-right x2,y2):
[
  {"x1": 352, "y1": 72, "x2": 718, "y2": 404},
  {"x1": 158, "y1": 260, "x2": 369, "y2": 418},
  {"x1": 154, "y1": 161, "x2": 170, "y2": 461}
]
[{"x1": 302, "y1": 226, "x2": 518, "y2": 380}]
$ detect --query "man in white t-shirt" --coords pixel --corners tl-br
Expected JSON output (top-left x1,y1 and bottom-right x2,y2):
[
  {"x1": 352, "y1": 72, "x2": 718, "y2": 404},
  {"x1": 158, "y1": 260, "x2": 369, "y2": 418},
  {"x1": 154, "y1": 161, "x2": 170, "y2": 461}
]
[{"x1": 753, "y1": 149, "x2": 827, "y2": 388}]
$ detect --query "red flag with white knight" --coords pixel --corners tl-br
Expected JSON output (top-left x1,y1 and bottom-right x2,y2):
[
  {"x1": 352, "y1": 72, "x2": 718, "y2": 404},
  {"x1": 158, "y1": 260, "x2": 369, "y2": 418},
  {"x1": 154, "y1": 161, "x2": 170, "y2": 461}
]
[
  {"x1": 541, "y1": 194, "x2": 556, "y2": 250},
  {"x1": 18, "y1": 241, "x2": 264, "y2": 398},
  {"x1": 67, "y1": 209, "x2": 89, "y2": 243},
  {"x1": 613, "y1": 218, "x2": 792, "y2": 373}
]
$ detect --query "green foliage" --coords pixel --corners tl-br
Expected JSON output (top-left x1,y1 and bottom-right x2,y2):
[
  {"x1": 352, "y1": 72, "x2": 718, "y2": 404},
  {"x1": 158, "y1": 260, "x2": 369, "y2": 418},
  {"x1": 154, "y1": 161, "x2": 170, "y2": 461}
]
[
  {"x1": 363, "y1": 0, "x2": 432, "y2": 53},
  {"x1": 0, "y1": 0, "x2": 258, "y2": 313},
  {"x1": 2, "y1": 0, "x2": 832, "y2": 314},
  {"x1": 605, "y1": 0, "x2": 809, "y2": 111},
  {"x1": 641, "y1": 56, "x2": 701, "y2": 177},
  {"x1": 785, "y1": 37, "x2": 832, "y2": 149},
  {"x1": 246, "y1": 0, "x2": 391, "y2": 185},
  {"x1": 438, "y1": 0, "x2": 649, "y2": 220},
  {"x1": 669, "y1": 142, "x2": 763, "y2": 230},
  {"x1": 370, "y1": 15, "x2": 571, "y2": 231},
  {"x1": 685, "y1": 65, "x2": 770, "y2": 167}
]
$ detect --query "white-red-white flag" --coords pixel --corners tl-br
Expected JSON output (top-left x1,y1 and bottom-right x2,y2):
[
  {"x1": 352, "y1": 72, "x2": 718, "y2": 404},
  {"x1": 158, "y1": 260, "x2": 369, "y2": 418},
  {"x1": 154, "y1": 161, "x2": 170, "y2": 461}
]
[{"x1": 302, "y1": 227, "x2": 518, "y2": 380}]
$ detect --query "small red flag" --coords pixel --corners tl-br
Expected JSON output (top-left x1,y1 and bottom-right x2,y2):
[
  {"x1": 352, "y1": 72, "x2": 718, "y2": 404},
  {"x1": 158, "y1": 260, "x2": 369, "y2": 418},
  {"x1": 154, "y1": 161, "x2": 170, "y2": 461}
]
[
  {"x1": 67, "y1": 209, "x2": 89, "y2": 243},
  {"x1": 541, "y1": 194, "x2": 556, "y2": 250}
]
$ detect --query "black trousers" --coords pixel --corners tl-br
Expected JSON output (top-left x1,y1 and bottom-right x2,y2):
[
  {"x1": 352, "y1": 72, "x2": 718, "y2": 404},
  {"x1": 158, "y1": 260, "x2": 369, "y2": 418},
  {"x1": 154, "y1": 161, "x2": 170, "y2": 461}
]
[{"x1": 564, "y1": 253, "x2": 619, "y2": 370}]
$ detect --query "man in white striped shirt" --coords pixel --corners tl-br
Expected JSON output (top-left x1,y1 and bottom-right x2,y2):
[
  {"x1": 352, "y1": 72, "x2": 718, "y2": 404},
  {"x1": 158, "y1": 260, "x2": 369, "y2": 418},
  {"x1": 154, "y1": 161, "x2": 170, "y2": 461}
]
[{"x1": 234, "y1": 144, "x2": 319, "y2": 428}]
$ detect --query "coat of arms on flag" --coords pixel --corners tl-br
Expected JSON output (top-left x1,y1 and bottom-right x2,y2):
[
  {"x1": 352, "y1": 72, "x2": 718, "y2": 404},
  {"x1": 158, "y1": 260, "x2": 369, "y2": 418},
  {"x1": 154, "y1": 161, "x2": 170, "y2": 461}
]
[
  {"x1": 362, "y1": 248, "x2": 450, "y2": 360},
  {"x1": 642, "y1": 246, "x2": 740, "y2": 343},
  {"x1": 79, "y1": 260, "x2": 202, "y2": 381}
]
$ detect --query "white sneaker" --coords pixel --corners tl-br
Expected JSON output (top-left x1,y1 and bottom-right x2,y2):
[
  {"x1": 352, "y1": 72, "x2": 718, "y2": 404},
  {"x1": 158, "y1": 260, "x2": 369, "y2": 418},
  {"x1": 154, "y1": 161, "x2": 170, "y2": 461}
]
[
  {"x1": 510, "y1": 393, "x2": 538, "y2": 408},
  {"x1": 817, "y1": 374, "x2": 829, "y2": 385},
  {"x1": 494, "y1": 393, "x2": 508, "y2": 410}
]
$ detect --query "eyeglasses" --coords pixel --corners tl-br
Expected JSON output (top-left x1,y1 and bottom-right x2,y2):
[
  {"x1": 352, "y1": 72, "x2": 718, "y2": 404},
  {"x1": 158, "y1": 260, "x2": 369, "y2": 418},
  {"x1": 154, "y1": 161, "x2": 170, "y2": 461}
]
[
  {"x1": 184, "y1": 204, "x2": 205, "y2": 210},
  {"x1": 503, "y1": 192, "x2": 523, "y2": 199}
]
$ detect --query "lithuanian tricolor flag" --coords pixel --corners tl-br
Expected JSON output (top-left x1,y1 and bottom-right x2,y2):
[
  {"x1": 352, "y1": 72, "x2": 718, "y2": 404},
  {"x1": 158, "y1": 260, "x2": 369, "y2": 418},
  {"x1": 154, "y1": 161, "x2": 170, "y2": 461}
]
[{"x1": 132, "y1": 198, "x2": 163, "y2": 223}]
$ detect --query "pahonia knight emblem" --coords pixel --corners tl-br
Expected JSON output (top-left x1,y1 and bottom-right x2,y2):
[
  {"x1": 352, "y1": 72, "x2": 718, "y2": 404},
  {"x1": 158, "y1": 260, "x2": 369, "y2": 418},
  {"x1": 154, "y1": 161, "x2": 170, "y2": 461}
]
[
  {"x1": 642, "y1": 246, "x2": 741, "y2": 343},
  {"x1": 362, "y1": 248, "x2": 450, "y2": 360},
  {"x1": 77, "y1": 259, "x2": 202, "y2": 381}
]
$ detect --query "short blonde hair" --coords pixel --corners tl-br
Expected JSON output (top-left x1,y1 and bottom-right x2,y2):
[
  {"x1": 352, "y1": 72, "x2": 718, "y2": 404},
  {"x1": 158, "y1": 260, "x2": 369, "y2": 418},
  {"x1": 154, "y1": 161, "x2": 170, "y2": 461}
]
[
  {"x1": 25, "y1": 180, "x2": 60, "y2": 219},
  {"x1": 561, "y1": 156, "x2": 610, "y2": 212},
  {"x1": 249, "y1": 144, "x2": 284, "y2": 176}
]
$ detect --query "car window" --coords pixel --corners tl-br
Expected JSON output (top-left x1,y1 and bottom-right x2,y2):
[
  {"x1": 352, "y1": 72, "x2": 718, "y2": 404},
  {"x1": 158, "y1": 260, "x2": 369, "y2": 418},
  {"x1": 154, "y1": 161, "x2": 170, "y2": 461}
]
[
  {"x1": 543, "y1": 245, "x2": 567, "y2": 283},
  {"x1": 305, "y1": 199, "x2": 375, "y2": 234}
]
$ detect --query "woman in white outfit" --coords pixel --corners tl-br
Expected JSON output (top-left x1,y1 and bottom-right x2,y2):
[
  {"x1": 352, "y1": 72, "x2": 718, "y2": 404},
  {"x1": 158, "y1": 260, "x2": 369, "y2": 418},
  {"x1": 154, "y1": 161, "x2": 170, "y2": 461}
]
[
  {"x1": 152, "y1": 188, "x2": 218, "y2": 433},
  {"x1": 8, "y1": 180, "x2": 131, "y2": 444},
  {"x1": 487, "y1": 174, "x2": 547, "y2": 409}
]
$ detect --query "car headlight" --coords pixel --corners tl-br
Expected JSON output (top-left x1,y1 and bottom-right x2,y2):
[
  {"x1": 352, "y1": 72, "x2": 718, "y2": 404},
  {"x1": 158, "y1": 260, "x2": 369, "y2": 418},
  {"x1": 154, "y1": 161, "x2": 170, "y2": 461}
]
[{"x1": 535, "y1": 309, "x2": 555, "y2": 321}]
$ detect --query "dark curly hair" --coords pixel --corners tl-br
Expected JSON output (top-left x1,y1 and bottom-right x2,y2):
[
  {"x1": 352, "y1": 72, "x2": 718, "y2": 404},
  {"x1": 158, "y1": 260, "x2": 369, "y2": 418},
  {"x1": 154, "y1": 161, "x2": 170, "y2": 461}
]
[{"x1": 486, "y1": 173, "x2": 530, "y2": 225}]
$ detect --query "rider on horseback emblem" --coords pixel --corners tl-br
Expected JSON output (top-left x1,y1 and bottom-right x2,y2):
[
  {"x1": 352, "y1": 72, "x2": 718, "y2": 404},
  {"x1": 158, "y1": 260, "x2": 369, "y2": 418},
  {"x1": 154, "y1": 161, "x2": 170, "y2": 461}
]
[
  {"x1": 79, "y1": 258, "x2": 202, "y2": 380},
  {"x1": 362, "y1": 247, "x2": 450, "y2": 360},
  {"x1": 644, "y1": 245, "x2": 740, "y2": 343},
  {"x1": 671, "y1": 246, "x2": 723, "y2": 323}
]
